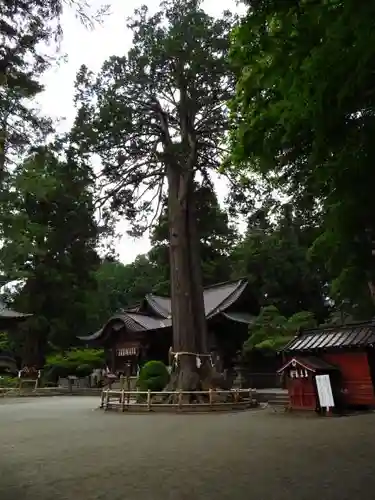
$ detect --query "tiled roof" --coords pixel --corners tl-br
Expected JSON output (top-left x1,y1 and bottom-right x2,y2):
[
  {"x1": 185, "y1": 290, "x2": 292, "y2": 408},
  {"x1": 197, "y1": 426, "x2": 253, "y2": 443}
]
[
  {"x1": 222, "y1": 311, "x2": 256, "y2": 324},
  {"x1": 145, "y1": 278, "x2": 248, "y2": 319},
  {"x1": 283, "y1": 322, "x2": 375, "y2": 352},
  {"x1": 78, "y1": 278, "x2": 251, "y2": 342},
  {"x1": 78, "y1": 313, "x2": 172, "y2": 342}
]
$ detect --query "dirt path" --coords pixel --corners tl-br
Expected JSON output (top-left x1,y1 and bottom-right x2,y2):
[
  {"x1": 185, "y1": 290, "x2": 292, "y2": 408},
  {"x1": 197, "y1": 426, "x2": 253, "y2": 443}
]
[{"x1": 0, "y1": 397, "x2": 374, "y2": 500}]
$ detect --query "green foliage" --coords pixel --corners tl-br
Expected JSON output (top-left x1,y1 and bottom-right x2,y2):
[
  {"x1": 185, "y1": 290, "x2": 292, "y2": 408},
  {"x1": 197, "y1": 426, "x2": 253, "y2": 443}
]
[
  {"x1": 0, "y1": 376, "x2": 18, "y2": 388},
  {"x1": 137, "y1": 360, "x2": 169, "y2": 392},
  {"x1": 72, "y1": 0, "x2": 235, "y2": 234},
  {"x1": 228, "y1": 1, "x2": 375, "y2": 317},
  {"x1": 44, "y1": 349, "x2": 104, "y2": 380},
  {"x1": 149, "y1": 181, "x2": 238, "y2": 290},
  {"x1": 0, "y1": 1, "x2": 105, "y2": 181},
  {"x1": 87, "y1": 255, "x2": 166, "y2": 327},
  {"x1": 75, "y1": 364, "x2": 93, "y2": 378},
  {"x1": 69, "y1": 0, "x2": 239, "y2": 358},
  {"x1": 231, "y1": 203, "x2": 329, "y2": 320},
  {"x1": 243, "y1": 305, "x2": 316, "y2": 355},
  {"x1": 0, "y1": 332, "x2": 10, "y2": 351},
  {"x1": 0, "y1": 147, "x2": 100, "y2": 363}
]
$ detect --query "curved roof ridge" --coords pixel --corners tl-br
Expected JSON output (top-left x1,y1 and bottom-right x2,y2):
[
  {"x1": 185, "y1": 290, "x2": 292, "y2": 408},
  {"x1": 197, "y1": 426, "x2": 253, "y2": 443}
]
[
  {"x1": 79, "y1": 278, "x2": 250, "y2": 342},
  {"x1": 146, "y1": 277, "x2": 248, "y2": 299},
  {"x1": 203, "y1": 277, "x2": 247, "y2": 290},
  {"x1": 145, "y1": 294, "x2": 171, "y2": 318},
  {"x1": 78, "y1": 311, "x2": 172, "y2": 342},
  {"x1": 206, "y1": 279, "x2": 248, "y2": 318}
]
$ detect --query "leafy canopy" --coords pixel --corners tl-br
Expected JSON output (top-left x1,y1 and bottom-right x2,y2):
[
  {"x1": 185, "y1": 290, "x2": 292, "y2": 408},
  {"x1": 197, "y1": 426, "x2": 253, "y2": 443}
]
[
  {"x1": 1, "y1": 146, "x2": 100, "y2": 363},
  {"x1": 149, "y1": 180, "x2": 238, "y2": 290},
  {"x1": 228, "y1": 1, "x2": 375, "y2": 315},
  {"x1": 243, "y1": 305, "x2": 316, "y2": 354},
  {"x1": 72, "y1": 0, "x2": 235, "y2": 234},
  {"x1": 231, "y1": 202, "x2": 329, "y2": 320}
]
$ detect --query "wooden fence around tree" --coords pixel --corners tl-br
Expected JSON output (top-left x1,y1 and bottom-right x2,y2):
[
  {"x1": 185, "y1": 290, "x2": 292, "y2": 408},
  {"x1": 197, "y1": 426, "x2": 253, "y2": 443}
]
[{"x1": 100, "y1": 388, "x2": 258, "y2": 412}]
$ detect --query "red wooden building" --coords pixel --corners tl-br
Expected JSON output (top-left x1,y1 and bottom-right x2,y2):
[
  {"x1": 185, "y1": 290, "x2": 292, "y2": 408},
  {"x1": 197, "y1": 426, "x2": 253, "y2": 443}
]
[{"x1": 278, "y1": 321, "x2": 375, "y2": 413}]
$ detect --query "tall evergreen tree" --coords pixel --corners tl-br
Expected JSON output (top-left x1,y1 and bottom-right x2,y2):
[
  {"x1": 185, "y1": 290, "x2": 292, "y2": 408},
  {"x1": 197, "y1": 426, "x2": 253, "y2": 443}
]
[
  {"x1": 0, "y1": 0, "x2": 104, "y2": 180},
  {"x1": 1, "y1": 146, "x2": 99, "y2": 365},
  {"x1": 72, "y1": 0, "x2": 236, "y2": 389},
  {"x1": 232, "y1": 203, "x2": 328, "y2": 321},
  {"x1": 228, "y1": 1, "x2": 375, "y2": 318}
]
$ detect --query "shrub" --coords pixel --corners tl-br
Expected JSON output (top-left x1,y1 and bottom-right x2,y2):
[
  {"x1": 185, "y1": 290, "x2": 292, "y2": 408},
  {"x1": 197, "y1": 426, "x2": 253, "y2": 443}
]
[
  {"x1": 137, "y1": 360, "x2": 169, "y2": 392},
  {"x1": 44, "y1": 349, "x2": 105, "y2": 382},
  {"x1": 75, "y1": 364, "x2": 92, "y2": 378},
  {"x1": 0, "y1": 375, "x2": 18, "y2": 388}
]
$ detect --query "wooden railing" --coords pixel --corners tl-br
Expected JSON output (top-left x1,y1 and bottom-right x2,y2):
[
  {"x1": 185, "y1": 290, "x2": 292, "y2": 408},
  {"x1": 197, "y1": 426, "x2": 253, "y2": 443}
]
[
  {"x1": 0, "y1": 378, "x2": 40, "y2": 396},
  {"x1": 100, "y1": 388, "x2": 258, "y2": 412}
]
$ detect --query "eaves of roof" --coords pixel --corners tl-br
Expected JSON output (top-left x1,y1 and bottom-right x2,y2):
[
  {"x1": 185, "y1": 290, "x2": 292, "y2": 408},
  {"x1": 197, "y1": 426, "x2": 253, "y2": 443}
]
[{"x1": 282, "y1": 321, "x2": 375, "y2": 352}]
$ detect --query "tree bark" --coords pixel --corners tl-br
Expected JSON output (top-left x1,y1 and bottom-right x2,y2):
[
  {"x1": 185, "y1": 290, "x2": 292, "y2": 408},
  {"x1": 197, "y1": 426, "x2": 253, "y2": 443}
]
[{"x1": 166, "y1": 166, "x2": 211, "y2": 391}]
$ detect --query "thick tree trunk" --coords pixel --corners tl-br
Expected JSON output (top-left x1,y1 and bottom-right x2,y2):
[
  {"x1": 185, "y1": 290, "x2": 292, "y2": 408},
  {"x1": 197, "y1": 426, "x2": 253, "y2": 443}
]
[
  {"x1": 166, "y1": 167, "x2": 210, "y2": 391},
  {"x1": 166, "y1": 168, "x2": 229, "y2": 394}
]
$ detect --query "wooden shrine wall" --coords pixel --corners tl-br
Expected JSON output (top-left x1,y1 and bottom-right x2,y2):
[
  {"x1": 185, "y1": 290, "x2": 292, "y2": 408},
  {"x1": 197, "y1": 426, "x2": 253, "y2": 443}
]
[{"x1": 323, "y1": 352, "x2": 375, "y2": 406}]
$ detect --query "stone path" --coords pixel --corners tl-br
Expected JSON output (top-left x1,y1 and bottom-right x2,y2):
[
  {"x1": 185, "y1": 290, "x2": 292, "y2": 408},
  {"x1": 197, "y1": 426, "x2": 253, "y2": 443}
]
[{"x1": 0, "y1": 396, "x2": 375, "y2": 500}]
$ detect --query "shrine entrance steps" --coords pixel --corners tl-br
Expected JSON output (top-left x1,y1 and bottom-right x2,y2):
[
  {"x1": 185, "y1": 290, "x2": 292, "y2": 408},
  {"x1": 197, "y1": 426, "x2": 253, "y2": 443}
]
[{"x1": 258, "y1": 389, "x2": 289, "y2": 412}]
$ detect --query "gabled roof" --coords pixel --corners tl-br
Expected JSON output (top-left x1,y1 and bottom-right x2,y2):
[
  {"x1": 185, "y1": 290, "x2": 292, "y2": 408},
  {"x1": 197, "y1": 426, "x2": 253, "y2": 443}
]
[
  {"x1": 143, "y1": 278, "x2": 248, "y2": 319},
  {"x1": 282, "y1": 321, "x2": 375, "y2": 353},
  {"x1": 277, "y1": 356, "x2": 338, "y2": 374},
  {"x1": 80, "y1": 313, "x2": 172, "y2": 342},
  {"x1": 78, "y1": 278, "x2": 253, "y2": 342}
]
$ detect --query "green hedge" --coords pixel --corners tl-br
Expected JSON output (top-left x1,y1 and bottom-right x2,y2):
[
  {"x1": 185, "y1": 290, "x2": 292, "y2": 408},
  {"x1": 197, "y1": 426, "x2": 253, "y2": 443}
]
[{"x1": 137, "y1": 360, "x2": 169, "y2": 392}]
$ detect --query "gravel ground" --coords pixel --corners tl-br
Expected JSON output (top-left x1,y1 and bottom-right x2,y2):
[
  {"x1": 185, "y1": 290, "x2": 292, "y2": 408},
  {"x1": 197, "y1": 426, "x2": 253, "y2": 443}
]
[{"x1": 1, "y1": 397, "x2": 375, "y2": 500}]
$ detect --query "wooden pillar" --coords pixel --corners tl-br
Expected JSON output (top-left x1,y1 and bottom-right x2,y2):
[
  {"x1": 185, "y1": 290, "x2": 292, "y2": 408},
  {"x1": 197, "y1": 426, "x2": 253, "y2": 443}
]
[{"x1": 111, "y1": 348, "x2": 116, "y2": 372}]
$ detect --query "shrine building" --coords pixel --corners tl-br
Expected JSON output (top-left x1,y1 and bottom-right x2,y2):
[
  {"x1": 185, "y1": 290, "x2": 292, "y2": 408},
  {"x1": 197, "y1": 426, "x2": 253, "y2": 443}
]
[
  {"x1": 78, "y1": 278, "x2": 259, "y2": 376},
  {"x1": 278, "y1": 320, "x2": 375, "y2": 414}
]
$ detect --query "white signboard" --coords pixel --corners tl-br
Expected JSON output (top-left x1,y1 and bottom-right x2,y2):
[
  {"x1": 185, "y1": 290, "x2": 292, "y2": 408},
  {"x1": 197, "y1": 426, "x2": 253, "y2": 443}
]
[
  {"x1": 315, "y1": 374, "x2": 335, "y2": 410},
  {"x1": 117, "y1": 347, "x2": 138, "y2": 357}
]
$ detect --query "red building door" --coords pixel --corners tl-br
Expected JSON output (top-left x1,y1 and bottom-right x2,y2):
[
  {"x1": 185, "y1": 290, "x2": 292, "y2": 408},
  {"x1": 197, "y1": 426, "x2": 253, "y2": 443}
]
[{"x1": 288, "y1": 377, "x2": 317, "y2": 410}]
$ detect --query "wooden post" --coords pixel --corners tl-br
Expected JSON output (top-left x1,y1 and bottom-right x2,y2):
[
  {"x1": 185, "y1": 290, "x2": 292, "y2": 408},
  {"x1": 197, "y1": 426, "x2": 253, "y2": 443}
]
[
  {"x1": 178, "y1": 390, "x2": 183, "y2": 410},
  {"x1": 147, "y1": 390, "x2": 151, "y2": 411},
  {"x1": 121, "y1": 389, "x2": 125, "y2": 412},
  {"x1": 104, "y1": 390, "x2": 110, "y2": 410},
  {"x1": 127, "y1": 376, "x2": 130, "y2": 405}
]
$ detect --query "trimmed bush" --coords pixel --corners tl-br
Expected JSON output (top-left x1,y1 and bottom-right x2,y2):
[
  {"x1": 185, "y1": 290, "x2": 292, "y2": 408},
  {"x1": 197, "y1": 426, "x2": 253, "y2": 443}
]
[
  {"x1": 137, "y1": 360, "x2": 169, "y2": 392},
  {"x1": 44, "y1": 349, "x2": 105, "y2": 382},
  {"x1": 76, "y1": 364, "x2": 92, "y2": 378}
]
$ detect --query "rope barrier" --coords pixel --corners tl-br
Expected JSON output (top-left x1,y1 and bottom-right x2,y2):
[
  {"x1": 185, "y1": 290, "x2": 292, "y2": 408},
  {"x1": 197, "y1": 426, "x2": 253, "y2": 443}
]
[{"x1": 169, "y1": 348, "x2": 214, "y2": 369}]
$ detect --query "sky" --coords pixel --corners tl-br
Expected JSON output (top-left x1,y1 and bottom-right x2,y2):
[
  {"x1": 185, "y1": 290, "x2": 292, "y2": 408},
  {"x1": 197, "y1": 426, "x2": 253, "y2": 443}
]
[{"x1": 37, "y1": 0, "x2": 244, "y2": 264}]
